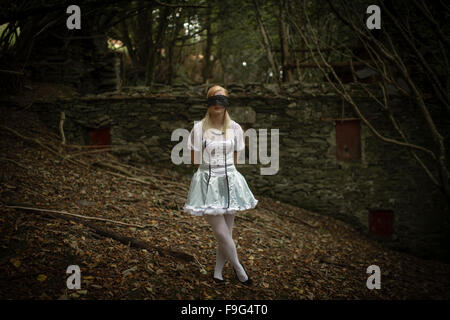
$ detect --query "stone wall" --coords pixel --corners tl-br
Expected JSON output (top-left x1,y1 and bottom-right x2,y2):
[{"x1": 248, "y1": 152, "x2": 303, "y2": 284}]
[
  {"x1": 23, "y1": 21, "x2": 119, "y2": 95},
  {"x1": 28, "y1": 82, "x2": 450, "y2": 261}
]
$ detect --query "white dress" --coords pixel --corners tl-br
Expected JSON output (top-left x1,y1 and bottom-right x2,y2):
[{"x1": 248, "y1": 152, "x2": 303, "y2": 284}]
[{"x1": 183, "y1": 120, "x2": 259, "y2": 216}]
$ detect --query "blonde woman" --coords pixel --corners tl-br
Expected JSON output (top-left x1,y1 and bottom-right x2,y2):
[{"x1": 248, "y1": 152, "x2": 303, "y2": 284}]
[{"x1": 183, "y1": 85, "x2": 258, "y2": 285}]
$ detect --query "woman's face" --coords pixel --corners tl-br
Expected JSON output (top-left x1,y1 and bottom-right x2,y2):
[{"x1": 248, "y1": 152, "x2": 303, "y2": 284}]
[{"x1": 208, "y1": 90, "x2": 226, "y2": 116}]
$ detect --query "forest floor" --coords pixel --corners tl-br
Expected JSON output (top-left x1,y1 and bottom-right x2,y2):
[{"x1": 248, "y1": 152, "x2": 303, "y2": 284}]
[{"x1": 1, "y1": 105, "x2": 450, "y2": 300}]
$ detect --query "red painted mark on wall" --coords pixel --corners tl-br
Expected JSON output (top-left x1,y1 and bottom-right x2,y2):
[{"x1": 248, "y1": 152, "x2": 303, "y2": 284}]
[
  {"x1": 89, "y1": 127, "x2": 110, "y2": 151},
  {"x1": 369, "y1": 209, "x2": 393, "y2": 239},
  {"x1": 335, "y1": 119, "x2": 361, "y2": 160}
]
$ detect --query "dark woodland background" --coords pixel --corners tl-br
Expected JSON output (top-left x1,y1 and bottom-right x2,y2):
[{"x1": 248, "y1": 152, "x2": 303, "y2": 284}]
[{"x1": 0, "y1": 0, "x2": 449, "y2": 300}]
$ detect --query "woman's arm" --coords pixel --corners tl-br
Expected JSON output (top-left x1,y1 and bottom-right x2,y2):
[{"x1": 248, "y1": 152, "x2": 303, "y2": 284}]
[
  {"x1": 234, "y1": 151, "x2": 238, "y2": 164},
  {"x1": 191, "y1": 149, "x2": 200, "y2": 168}
]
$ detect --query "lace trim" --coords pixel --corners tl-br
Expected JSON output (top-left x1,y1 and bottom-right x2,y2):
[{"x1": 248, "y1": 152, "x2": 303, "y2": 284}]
[{"x1": 183, "y1": 199, "x2": 258, "y2": 216}]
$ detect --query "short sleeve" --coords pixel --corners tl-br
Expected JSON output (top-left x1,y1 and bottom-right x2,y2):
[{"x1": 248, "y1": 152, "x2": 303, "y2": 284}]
[
  {"x1": 233, "y1": 123, "x2": 245, "y2": 152},
  {"x1": 187, "y1": 121, "x2": 202, "y2": 151}
]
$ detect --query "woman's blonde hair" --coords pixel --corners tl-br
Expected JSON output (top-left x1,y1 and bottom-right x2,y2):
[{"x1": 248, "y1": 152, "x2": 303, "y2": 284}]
[{"x1": 201, "y1": 85, "x2": 232, "y2": 140}]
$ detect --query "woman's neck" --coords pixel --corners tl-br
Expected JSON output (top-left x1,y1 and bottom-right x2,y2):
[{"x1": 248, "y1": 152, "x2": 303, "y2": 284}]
[{"x1": 209, "y1": 113, "x2": 224, "y2": 129}]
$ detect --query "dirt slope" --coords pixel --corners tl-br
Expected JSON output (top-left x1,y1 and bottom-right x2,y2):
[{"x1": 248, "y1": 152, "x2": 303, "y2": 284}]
[{"x1": 1, "y1": 106, "x2": 450, "y2": 300}]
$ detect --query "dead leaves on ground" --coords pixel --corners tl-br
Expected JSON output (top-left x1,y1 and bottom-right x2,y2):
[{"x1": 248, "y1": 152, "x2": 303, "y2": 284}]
[{"x1": 1, "y1": 109, "x2": 450, "y2": 299}]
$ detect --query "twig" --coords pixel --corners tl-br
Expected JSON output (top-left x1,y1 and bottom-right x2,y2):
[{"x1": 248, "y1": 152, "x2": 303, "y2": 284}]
[
  {"x1": 84, "y1": 221, "x2": 194, "y2": 263},
  {"x1": 0, "y1": 69, "x2": 24, "y2": 75},
  {"x1": 104, "y1": 160, "x2": 189, "y2": 190},
  {"x1": 5, "y1": 204, "x2": 147, "y2": 228},
  {"x1": 318, "y1": 256, "x2": 350, "y2": 268},
  {"x1": 59, "y1": 111, "x2": 66, "y2": 154},
  {"x1": 95, "y1": 164, "x2": 187, "y2": 198},
  {"x1": 59, "y1": 111, "x2": 66, "y2": 145},
  {"x1": 5, "y1": 204, "x2": 194, "y2": 263},
  {"x1": 63, "y1": 148, "x2": 114, "y2": 159},
  {"x1": 0, "y1": 124, "x2": 88, "y2": 167},
  {"x1": 0, "y1": 157, "x2": 30, "y2": 170},
  {"x1": 192, "y1": 253, "x2": 207, "y2": 273}
]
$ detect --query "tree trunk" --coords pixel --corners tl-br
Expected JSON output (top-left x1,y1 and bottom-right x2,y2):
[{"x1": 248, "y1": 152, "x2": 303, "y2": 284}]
[
  {"x1": 295, "y1": 0, "x2": 304, "y2": 81},
  {"x1": 202, "y1": 4, "x2": 213, "y2": 83},
  {"x1": 167, "y1": 10, "x2": 184, "y2": 85},
  {"x1": 145, "y1": 5, "x2": 171, "y2": 88},
  {"x1": 278, "y1": 0, "x2": 293, "y2": 82},
  {"x1": 119, "y1": 20, "x2": 137, "y2": 66},
  {"x1": 252, "y1": 0, "x2": 280, "y2": 86}
]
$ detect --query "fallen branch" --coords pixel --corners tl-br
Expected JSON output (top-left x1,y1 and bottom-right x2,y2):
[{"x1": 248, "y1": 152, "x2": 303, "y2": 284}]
[
  {"x1": 63, "y1": 147, "x2": 114, "y2": 159},
  {"x1": 5, "y1": 203, "x2": 194, "y2": 263},
  {"x1": 104, "y1": 159, "x2": 189, "y2": 190},
  {"x1": 61, "y1": 143, "x2": 109, "y2": 150},
  {"x1": 0, "y1": 157, "x2": 30, "y2": 170},
  {"x1": 95, "y1": 165, "x2": 187, "y2": 199},
  {"x1": 264, "y1": 208, "x2": 320, "y2": 229},
  {"x1": 5, "y1": 204, "x2": 147, "y2": 228},
  {"x1": 93, "y1": 161, "x2": 138, "y2": 177},
  {"x1": 0, "y1": 69, "x2": 24, "y2": 75},
  {"x1": 64, "y1": 144, "x2": 155, "y2": 160},
  {"x1": 284, "y1": 215, "x2": 320, "y2": 229},
  {"x1": 254, "y1": 221, "x2": 291, "y2": 239},
  {"x1": 318, "y1": 256, "x2": 350, "y2": 268},
  {"x1": 0, "y1": 124, "x2": 87, "y2": 168},
  {"x1": 58, "y1": 111, "x2": 66, "y2": 155},
  {"x1": 85, "y1": 222, "x2": 194, "y2": 263},
  {"x1": 59, "y1": 111, "x2": 66, "y2": 147}
]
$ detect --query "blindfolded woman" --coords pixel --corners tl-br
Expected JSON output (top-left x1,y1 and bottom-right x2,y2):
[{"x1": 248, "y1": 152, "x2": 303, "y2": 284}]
[{"x1": 183, "y1": 85, "x2": 258, "y2": 285}]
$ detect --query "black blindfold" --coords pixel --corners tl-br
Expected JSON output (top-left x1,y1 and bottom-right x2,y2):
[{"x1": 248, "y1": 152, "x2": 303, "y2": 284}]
[{"x1": 207, "y1": 95, "x2": 229, "y2": 108}]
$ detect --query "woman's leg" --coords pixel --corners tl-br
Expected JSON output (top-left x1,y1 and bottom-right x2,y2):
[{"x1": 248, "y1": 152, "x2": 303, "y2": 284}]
[
  {"x1": 224, "y1": 213, "x2": 235, "y2": 236},
  {"x1": 213, "y1": 213, "x2": 235, "y2": 279},
  {"x1": 205, "y1": 214, "x2": 248, "y2": 282}
]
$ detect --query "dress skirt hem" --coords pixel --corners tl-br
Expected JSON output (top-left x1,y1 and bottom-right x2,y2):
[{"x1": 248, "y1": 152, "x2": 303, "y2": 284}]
[
  {"x1": 183, "y1": 200, "x2": 259, "y2": 216},
  {"x1": 183, "y1": 163, "x2": 258, "y2": 217}
]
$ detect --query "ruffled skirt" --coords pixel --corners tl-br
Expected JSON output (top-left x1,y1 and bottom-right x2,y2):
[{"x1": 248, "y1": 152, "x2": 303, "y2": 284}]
[{"x1": 183, "y1": 163, "x2": 258, "y2": 216}]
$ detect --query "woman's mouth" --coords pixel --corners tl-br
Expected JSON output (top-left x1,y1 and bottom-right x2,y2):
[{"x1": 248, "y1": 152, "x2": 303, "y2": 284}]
[{"x1": 215, "y1": 106, "x2": 222, "y2": 110}]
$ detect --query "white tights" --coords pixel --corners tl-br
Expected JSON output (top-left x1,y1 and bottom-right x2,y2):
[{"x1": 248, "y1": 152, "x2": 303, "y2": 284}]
[{"x1": 204, "y1": 213, "x2": 248, "y2": 282}]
